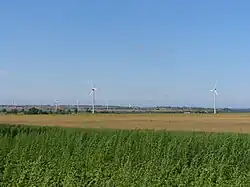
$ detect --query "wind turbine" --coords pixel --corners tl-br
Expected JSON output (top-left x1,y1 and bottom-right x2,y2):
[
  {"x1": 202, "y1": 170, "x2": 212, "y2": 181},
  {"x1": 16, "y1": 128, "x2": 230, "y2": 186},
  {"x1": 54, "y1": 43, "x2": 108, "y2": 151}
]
[
  {"x1": 54, "y1": 100, "x2": 59, "y2": 111},
  {"x1": 12, "y1": 100, "x2": 15, "y2": 106},
  {"x1": 210, "y1": 81, "x2": 218, "y2": 114},
  {"x1": 89, "y1": 81, "x2": 98, "y2": 114},
  {"x1": 184, "y1": 104, "x2": 191, "y2": 112},
  {"x1": 106, "y1": 100, "x2": 109, "y2": 112},
  {"x1": 76, "y1": 100, "x2": 80, "y2": 112},
  {"x1": 11, "y1": 99, "x2": 16, "y2": 110}
]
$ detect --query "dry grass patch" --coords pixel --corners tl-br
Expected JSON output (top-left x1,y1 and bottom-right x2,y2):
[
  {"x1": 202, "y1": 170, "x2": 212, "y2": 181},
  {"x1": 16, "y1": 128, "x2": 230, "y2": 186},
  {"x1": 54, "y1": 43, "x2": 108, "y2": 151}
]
[{"x1": 1, "y1": 113, "x2": 250, "y2": 133}]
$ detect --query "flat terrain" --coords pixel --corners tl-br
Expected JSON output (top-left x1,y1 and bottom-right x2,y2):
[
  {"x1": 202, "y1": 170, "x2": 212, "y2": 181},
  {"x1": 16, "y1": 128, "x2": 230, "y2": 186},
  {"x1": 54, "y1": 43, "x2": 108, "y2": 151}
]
[{"x1": 1, "y1": 113, "x2": 250, "y2": 133}]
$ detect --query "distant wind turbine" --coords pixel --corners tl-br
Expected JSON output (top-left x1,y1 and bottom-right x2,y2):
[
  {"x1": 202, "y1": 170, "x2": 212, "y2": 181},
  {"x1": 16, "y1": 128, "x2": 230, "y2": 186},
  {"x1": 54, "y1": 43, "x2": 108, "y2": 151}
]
[
  {"x1": 54, "y1": 100, "x2": 59, "y2": 111},
  {"x1": 12, "y1": 100, "x2": 16, "y2": 106},
  {"x1": 89, "y1": 81, "x2": 98, "y2": 114},
  {"x1": 12, "y1": 99, "x2": 16, "y2": 109},
  {"x1": 76, "y1": 100, "x2": 80, "y2": 112},
  {"x1": 106, "y1": 100, "x2": 109, "y2": 112},
  {"x1": 210, "y1": 81, "x2": 218, "y2": 114},
  {"x1": 185, "y1": 104, "x2": 191, "y2": 112}
]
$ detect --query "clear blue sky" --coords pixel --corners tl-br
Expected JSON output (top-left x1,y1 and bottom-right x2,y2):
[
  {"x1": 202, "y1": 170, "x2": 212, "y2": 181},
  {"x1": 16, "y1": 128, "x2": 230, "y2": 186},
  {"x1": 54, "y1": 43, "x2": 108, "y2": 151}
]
[{"x1": 1, "y1": 0, "x2": 250, "y2": 107}]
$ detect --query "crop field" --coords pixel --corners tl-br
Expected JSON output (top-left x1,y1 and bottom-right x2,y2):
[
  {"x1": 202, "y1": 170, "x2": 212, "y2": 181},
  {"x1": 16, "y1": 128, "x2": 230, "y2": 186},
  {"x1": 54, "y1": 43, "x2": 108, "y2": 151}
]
[
  {"x1": 1, "y1": 113, "x2": 250, "y2": 133},
  {"x1": 1, "y1": 113, "x2": 250, "y2": 186},
  {"x1": 1, "y1": 125, "x2": 250, "y2": 186}
]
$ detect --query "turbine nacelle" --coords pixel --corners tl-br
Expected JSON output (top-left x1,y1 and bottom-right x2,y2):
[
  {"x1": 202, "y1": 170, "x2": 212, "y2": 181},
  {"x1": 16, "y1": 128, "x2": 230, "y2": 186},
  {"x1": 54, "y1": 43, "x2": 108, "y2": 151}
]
[
  {"x1": 89, "y1": 80, "x2": 98, "y2": 96},
  {"x1": 210, "y1": 89, "x2": 218, "y2": 96},
  {"x1": 89, "y1": 88, "x2": 97, "y2": 95}
]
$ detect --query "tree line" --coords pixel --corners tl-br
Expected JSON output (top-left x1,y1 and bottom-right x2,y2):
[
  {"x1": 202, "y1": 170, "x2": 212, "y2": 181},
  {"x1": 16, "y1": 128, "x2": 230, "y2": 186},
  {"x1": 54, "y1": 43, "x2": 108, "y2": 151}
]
[{"x1": 0, "y1": 107, "x2": 91, "y2": 115}]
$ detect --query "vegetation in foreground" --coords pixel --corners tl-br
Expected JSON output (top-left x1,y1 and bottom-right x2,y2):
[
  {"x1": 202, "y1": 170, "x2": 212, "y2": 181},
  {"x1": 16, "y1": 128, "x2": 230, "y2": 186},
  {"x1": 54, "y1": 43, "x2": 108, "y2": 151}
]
[{"x1": 1, "y1": 125, "x2": 250, "y2": 186}]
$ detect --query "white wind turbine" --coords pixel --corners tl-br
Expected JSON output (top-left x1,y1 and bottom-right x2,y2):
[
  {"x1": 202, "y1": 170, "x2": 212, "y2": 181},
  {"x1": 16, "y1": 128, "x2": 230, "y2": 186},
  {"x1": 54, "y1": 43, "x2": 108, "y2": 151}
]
[
  {"x1": 210, "y1": 81, "x2": 218, "y2": 114},
  {"x1": 89, "y1": 81, "x2": 98, "y2": 114},
  {"x1": 106, "y1": 100, "x2": 109, "y2": 112},
  {"x1": 12, "y1": 100, "x2": 16, "y2": 108},
  {"x1": 54, "y1": 100, "x2": 59, "y2": 111},
  {"x1": 76, "y1": 100, "x2": 80, "y2": 112}
]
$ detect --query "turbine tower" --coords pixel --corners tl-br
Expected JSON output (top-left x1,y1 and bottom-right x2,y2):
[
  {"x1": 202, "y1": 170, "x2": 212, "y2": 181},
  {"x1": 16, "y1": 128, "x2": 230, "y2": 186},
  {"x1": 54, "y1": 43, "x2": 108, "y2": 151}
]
[
  {"x1": 210, "y1": 81, "x2": 218, "y2": 114},
  {"x1": 76, "y1": 100, "x2": 80, "y2": 112},
  {"x1": 89, "y1": 81, "x2": 98, "y2": 114},
  {"x1": 106, "y1": 100, "x2": 109, "y2": 112},
  {"x1": 54, "y1": 100, "x2": 59, "y2": 112},
  {"x1": 12, "y1": 100, "x2": 16, "y2": 108}
]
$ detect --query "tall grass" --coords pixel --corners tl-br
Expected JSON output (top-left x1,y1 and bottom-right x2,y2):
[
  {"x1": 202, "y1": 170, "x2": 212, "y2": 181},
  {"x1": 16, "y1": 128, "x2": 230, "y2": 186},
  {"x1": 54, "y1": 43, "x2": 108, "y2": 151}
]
[{"x1": 1, "y1": 124, "x2": 250, "y2": 186}]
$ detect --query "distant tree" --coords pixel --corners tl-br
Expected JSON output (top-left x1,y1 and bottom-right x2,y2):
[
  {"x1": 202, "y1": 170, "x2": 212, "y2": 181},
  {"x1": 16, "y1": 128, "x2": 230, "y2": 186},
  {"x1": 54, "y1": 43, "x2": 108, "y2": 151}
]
[
  {"x1": 2, "y1": 108, "x2": 7, "y2": 113},
  {"x1": 10, "y1": 109, "x2": 18, "y2": 114},
  {"x1": 223, "y1": 108, "x2": 230, "y2": 112},
  {"x1": 40, "y1": 110, "x2": 49, "y2": 114},
  {"x1": 85, "y1": 108, "x2": 91, "y2": 113},
  {"x1": 62, "y1": 109, "x2": 67, "y2": 114},
  {"x1": 28, "y1": 107, "x2": 40, "y2": 114},
  {"x1": 74, "y1": 108, "x2": 78, "y2": 114},
  {"x1": 56, "y1": 109, "x2": 65, "y2": 114},
  {"x1": 67, "y1": 109, "x2": 72, "y2": 114}
]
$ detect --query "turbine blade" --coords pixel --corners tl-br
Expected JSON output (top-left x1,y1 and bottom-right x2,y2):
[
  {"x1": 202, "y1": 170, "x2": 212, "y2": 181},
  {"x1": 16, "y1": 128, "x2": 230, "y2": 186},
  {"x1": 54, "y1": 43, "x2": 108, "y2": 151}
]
[
  {"x1": 91, "y1": 81, "x2": 94, "y2": 88},
  {"x1": 214, "y1": 80, "x2": 217, "y2": 89},
  {"x1": 89, "y1": 90, "x2": 93, "y2": 95},
  {"x1": 215, "y1": 90, "x2": 218, "y2": 96},
  {"x1": 88, "y1": 80, "x2": 94, "y2": 88}
]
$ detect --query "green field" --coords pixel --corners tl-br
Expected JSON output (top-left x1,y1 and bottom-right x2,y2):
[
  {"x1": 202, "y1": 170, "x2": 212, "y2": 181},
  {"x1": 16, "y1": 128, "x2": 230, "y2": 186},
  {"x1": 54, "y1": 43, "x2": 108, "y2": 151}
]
[{"x1": 1, "y1": 125, "x2": 250, "y2": 186}]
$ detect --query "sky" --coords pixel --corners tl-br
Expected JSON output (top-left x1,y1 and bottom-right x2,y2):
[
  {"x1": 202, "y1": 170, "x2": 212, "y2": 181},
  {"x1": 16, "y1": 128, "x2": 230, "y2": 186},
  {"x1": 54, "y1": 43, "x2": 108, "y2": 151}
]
[{"x1": 1, "y1": 0, "x2": 250, "y2": 107}]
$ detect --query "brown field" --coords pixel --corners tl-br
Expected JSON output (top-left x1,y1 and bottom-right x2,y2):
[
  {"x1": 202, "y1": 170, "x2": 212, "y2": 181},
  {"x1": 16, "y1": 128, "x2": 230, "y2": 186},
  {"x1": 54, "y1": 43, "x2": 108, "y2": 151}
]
[{"x1": 1, "y1": 113, "x2": 250, "y2": 133}]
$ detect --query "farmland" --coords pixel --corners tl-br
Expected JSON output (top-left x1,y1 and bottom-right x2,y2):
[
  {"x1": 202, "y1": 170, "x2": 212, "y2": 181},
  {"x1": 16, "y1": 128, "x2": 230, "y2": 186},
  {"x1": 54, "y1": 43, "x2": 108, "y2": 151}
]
[
  {"x1": 1, "y1": 113, "x2": 250, "y2": 133},
  {"x1": 1, "y1": 113, "x2": 250, "y2": 186}
]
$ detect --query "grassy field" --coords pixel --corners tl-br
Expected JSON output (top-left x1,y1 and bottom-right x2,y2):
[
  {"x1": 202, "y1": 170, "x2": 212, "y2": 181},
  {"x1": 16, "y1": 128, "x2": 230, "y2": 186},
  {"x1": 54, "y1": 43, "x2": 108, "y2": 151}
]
[
  {"x1": 1, "y1": 113, "x2": 250, "y2": 133},
  {"x1": 1, "y1": 124, "x2": 250, "y2": 186}
]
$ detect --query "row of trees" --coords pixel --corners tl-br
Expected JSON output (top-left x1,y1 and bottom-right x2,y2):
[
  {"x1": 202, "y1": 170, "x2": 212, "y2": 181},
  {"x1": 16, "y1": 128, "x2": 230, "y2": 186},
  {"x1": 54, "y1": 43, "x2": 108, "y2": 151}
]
[
  {"x1": 0, "y1": 107, "x2": 92, "y2": 115},
  {"x1": 0, "y1": 107, "x2": 231, "y2": 115}
]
